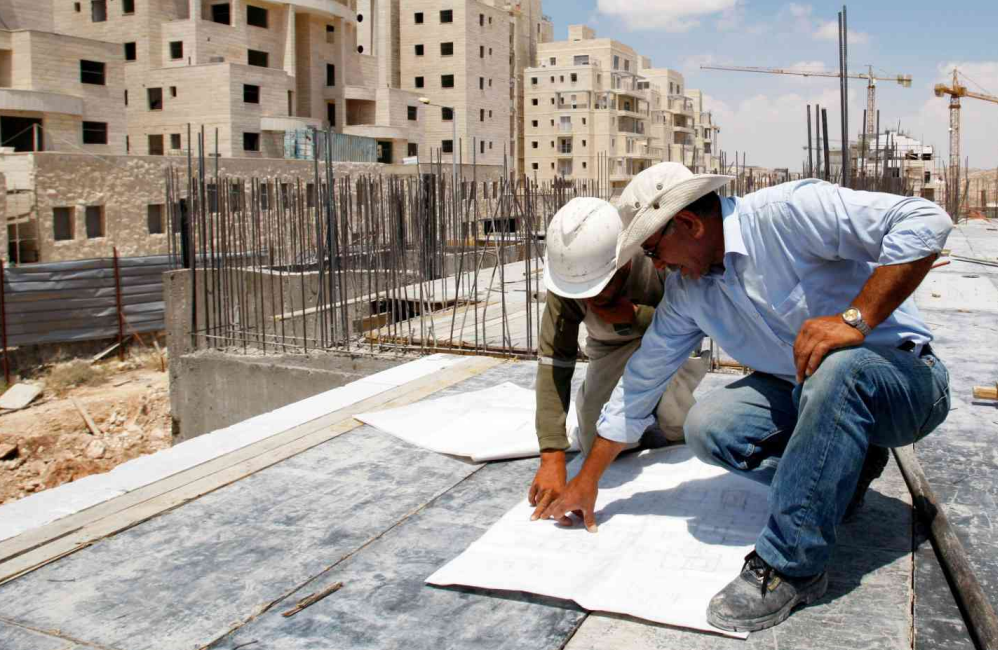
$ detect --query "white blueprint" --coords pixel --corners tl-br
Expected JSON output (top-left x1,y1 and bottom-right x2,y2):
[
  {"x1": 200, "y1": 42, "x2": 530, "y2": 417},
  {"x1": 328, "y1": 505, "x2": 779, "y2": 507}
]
[
  {"x1": 355, "y1": 382, "x2": 579, "y2": 462},
  {"x1": 427, "y1": 445, "x2": 769, "y2": 638}
]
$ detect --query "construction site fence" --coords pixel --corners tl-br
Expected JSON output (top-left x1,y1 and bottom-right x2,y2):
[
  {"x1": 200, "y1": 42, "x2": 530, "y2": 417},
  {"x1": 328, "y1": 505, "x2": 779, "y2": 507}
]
[
  {"x1": 283, "y1": 130, "x2": 378, "y2": 163},
  {"x1": 0, "y1": 253, "x2": 170, "y2": 349}
]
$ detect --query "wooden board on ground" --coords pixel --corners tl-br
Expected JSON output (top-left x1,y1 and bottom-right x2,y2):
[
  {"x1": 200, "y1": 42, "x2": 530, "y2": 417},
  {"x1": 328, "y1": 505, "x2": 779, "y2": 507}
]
[{"x1": 0, "y1": 384, "x2": 43, "y2": 411}]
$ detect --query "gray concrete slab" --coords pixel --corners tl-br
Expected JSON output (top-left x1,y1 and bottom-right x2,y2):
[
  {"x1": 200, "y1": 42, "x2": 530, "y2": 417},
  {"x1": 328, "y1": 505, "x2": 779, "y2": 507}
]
[{"x1": 0, "y1": 619, "x2": 82, "y2": 650}]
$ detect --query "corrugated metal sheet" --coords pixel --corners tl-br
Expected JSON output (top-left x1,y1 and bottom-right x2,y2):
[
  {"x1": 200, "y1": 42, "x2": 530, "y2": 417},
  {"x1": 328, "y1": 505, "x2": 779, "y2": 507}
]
[{"x1": 1, "y1": 255, "x2": 170, "y2": 347}]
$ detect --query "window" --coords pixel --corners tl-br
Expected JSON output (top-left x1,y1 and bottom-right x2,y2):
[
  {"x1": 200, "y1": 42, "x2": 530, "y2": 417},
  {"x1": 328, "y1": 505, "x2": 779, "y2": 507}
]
[
  {"x1": 247, "y1": 49, "x2": 268, "y2": 67},
  {"x1": 480, "y1": 141, "x2": 485, "y2": 154},
  {"x1": 147, "y1": 87, "x2": 163, "y2": 110},
  {"x1": 243, "y1": 132, "x2": 260, "y2": 151},
  {"x1": 479, "y1": 45, "x2": 484, "y2": 58},
  {"x1": 170, "y1": 86, "x2": 177, "y2": 97},
  {"x1": 531, "y1": 77, "x2": 538, "y2": 85},
  {"x1": 170, "y1": 41, "x2": 183, "y2": 59},
  {"x1": 488, "y1": 78, "x2": 492, "y2": 87},
  {"x1": 531, "y1": 162, "x2": 539, "y2": 171},
  {"x1": 327, "y1": 102, "x2": 336, "y2": 126},
  {"x1": 124, "y1": 42, "x2": 136, "y2": 61},
  {"x1": 326, "y1": 64, "x2": 335, "y2": 86},
  {"x1": 170, "y1": 133, "x2": 181, "y2": 149},
  {"x1": 243, "y1": 84, "x2": 259, "y2": 103},
  {"x1": 415, "y1": 44, "x2": 424, "y2": 56},
  {"x1": 441, "y1": 74, "x2": 454, "y2": 88},
  {"x1": 582, "y1": 117, "x2": 587, "y2": 125},
  {"x1": 624, "y1": 59, "x2": 630, "y2": 71},
  {"x1": 613, "y1": 55, "x2": 620, "y2": 70},
  {"x1": 442, "y1": 139, "x2": 453, "y2": 153},
  {"x1": 583, "y1": 161, "x2": 587, "y2": 169},
  {"x1": 124, "y1": 90, "x2": 128, "y2": 106},
  {"x1": 531, "y1": 98, "x2": 538, "y2": 106},
  {"x1": 442, "y1": 107, "x2": 453, "y2": 121},
  {"x1": 80, "y1": 60, "x2": 106, "y2": 85},
  {"x1": 441, "y1": 42, "x2": 453, "y2": 56},
  {"x1": 408, "y1": 106, "x2": 418, "y2": 121},
  {"x1": 53, "y1": 208, "x2": 74, "y2": 241},
  {"x1": 82, "y1": 121, "x2": 108, "y2": 144},
  {"x1": 74, "y1": 2, "x2": 80, "y2": 11},
  {"x1": 147, "y1": 204, "x2": 165, "y2": 234},
  {"x1": 408, "y1": 143, "x2": 418, "y2": 157},
  {"x1": 211, "y1": 3, "x2": 230, "y2": 24},
  {"x1": 479, "y1": 77, "x2": 484, "y2": 90},
  {"x1": 122, "y1": 0, "x2": 134, "y2": 13},
  {"x1": 549, "y1": 57, "x2": 556, "y2": 66},
  {"x1": 571, "y1": 73, "x2": 578, "y2": 82},
  {"x1": 85, "y1": 206, "x2": 104, "y2": 239},
  {"x1": 91, "y1": 0, "x2": 106, "y2": 22},
  {"x1": 148, "y1": 134, "x2": 164, "y2": 155},
  {"x1": 480, "y1": 109, "x2": 484, "y2": 122},
  {"x1": 440, "y1": 9, "x2": 453, "y2": 23},
  {"x1": 582, "y1": 139, "x2": 587, "y2": 147},
  {"x1": 531, "y1": 120, "x2": 538, "y2": 127},
  {"x1": 414, "y1": 11, "x2": 423, "y2": 23},
  {"x1": 489, "y1": 110, "x2": 492, "y2": 118},
  {"x1": 479, "y1": 13, "x2": 484, "y2": 26},
  {"x1": 246, "y1": 5, "x2": 268, "y2": 28},
  {"x1": 532, "y1": 141, "x2": 538, "y2": 149},
  {"x1": 415, "y1": 76, "x2": 424, "y2": 88},
  {"x1": 326, "y1": 24, "x2": 335, "y2": 43}
]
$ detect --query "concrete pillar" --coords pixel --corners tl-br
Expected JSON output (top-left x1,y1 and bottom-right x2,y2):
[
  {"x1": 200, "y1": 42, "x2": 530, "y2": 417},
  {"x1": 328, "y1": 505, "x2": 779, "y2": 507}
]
[{"x1": 284, "y1": 5, "x2": 296, "y2": 78}]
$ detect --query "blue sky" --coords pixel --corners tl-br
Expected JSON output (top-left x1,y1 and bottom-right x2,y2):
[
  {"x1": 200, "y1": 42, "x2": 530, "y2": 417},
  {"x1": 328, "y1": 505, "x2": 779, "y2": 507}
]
[{"x1": 542, "y1": 0, "x2": 998, "y2": 170}]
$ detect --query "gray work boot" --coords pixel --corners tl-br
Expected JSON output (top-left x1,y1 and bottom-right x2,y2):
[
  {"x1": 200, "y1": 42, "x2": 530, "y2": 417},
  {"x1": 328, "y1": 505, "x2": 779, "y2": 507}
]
[
  {"x1": 707, "y1": 551, "x2": 828, "y2": 633},
  {"x1": 844, "y1": 445, "x2": 891, "y2": 522}
]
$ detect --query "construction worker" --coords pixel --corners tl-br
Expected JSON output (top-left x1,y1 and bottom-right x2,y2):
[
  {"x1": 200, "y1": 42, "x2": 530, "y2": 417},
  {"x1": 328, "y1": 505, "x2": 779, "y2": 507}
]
[
  {"x1": 527, "y1": 196, "x2": 711, "y2": 514},
  {"x1": 536, "y1": 163, "x2": 952, "y2": 632}
]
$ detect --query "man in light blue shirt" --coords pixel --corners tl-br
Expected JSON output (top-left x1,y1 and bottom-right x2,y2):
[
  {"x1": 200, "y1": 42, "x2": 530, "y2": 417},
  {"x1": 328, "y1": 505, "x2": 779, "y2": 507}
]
[{"x1": 535, "y1": 163, "x2": 952, "y2": 633}]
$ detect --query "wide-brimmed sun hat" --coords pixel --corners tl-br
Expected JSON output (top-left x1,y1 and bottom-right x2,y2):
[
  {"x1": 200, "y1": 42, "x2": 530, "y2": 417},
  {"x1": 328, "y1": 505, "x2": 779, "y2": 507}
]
[{"x1": 616, "y1": 163, "x2": 733, "y2": 257}]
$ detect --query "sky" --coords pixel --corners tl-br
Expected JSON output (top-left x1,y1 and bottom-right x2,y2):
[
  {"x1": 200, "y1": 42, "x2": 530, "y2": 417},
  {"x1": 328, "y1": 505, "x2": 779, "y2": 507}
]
[{"x1": 542, "y1": 0, "x2": 998, "y2": 170}]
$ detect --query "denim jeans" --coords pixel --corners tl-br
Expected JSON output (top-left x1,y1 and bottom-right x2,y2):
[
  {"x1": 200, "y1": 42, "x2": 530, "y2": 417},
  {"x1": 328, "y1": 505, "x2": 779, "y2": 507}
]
[{"x1": 684, "y1": 345, "x2": 950, "y2": 577}]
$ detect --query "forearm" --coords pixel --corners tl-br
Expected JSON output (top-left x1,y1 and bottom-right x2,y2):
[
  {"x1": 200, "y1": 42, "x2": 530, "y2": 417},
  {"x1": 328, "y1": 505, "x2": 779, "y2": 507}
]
[
  {"x1": 574, "y1": 436, "x2": 627, "y2": 485},
  {"x1": 851, "y1": 254, "x2": 937, "y2": 328},
  {"x1": 535, "y1": 365, "x2": 573, "y2": 450}
]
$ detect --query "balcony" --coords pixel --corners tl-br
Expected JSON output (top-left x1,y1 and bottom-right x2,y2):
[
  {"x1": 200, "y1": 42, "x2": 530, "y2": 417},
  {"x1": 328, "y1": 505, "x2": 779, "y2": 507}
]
[{"x1": 0, "y1": 89, "x2": 83, "y2": 116}]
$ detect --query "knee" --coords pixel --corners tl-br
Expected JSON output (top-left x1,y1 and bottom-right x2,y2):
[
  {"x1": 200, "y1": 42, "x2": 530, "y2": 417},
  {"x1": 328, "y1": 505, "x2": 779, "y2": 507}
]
[
  {"x1": 803, "y1": 347, "x2": 882, "y2": 400},
  {"x1": 684, "y1": 400, "x2": 727, "y2": 464}
]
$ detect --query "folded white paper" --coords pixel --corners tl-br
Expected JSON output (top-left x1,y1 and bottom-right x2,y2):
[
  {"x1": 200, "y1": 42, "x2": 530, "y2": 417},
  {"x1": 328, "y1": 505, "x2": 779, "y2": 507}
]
[
  {"x1": 355, "y1": 382, "x2": 579, "y2": 462},
  {"x1": 427, "y1": 446, "x2": 769, "y2": 638}
]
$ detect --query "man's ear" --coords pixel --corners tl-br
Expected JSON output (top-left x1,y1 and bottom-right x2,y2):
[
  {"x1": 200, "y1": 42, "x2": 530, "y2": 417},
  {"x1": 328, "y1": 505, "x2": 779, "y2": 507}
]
[{"x1": 673, "y1": 210, "x2": 705, "y2": 239}]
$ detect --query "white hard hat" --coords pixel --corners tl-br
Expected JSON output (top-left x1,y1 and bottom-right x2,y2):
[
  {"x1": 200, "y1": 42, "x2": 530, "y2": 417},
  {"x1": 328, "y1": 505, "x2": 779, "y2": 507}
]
[
  {"x1": 544, "y1": 197, "x2": 626, "y2": 299},
  {"x1": 616, "y1": 163, "x2": 733, "y2": 257}
]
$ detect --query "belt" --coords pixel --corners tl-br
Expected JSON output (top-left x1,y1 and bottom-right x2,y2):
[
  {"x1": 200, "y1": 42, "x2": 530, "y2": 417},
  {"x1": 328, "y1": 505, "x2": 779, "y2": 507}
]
[{"x1": 899, "y1": 340, "x2": 933, "y2": 357}]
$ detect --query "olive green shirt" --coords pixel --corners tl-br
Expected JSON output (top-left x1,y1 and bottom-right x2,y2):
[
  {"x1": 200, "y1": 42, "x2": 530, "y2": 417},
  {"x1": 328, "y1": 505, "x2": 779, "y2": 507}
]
[{"x1": 535, "y1": 254, "x2": 666, "y2": 451}]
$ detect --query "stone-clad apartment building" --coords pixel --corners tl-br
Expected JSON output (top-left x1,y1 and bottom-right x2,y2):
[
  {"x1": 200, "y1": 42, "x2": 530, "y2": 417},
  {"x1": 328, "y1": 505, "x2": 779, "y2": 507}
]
[
  {"x1": 0, "y1": 0, "x2": 549, "y2": 263},
  {"x1": 524, "y1": 25, "x2": 721, "y2": 190}
]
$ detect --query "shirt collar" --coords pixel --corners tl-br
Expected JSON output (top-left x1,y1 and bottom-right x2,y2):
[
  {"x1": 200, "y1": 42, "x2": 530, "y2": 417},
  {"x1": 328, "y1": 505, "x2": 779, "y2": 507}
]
[{"x1": 721, "y1": 196, "x2": 748, "y2": 258}]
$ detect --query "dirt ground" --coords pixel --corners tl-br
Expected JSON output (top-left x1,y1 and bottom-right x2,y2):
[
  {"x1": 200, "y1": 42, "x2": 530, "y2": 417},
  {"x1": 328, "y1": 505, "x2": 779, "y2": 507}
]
[{"x1": 0, "y1": 352, "x2": 171, "y2": 506}]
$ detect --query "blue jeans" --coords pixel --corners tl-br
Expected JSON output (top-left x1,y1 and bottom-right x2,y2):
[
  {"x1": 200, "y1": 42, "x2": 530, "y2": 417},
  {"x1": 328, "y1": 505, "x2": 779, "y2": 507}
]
[{"x1": 684, "y1": 345, "x2": 950, "y2": 577}]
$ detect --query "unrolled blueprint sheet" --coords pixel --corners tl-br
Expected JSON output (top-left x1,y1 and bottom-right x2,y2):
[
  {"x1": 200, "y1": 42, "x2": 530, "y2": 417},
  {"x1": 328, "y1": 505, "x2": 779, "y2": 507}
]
[
  {"x1": 355, "y1": 382, "x2": 579, "y2": 462},
  {"x1": 427, "y1": 446, "x2": 770, "y2": 638}
]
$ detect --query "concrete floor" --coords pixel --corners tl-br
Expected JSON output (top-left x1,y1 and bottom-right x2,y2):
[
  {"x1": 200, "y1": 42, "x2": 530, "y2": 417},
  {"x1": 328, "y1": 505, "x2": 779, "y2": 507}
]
[{"x1": 0, "y1": 221, "x2": 994, "y2": 650}]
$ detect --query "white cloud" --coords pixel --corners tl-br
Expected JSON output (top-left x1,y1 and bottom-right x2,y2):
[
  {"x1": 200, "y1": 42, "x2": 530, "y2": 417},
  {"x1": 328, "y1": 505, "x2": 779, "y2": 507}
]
[
  {"x1": 787, "y1": 2, "x2": 811, "y2": 18},
  {"x1": 813, "y1": 20, "x2": 869, "y2": 45},
  {"x1": 596, "y1": 0, "x2": 738, "y2": 32}
]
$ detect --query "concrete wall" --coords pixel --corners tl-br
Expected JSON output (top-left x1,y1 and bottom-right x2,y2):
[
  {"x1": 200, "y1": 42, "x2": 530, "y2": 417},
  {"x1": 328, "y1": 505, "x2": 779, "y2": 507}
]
[
  {"x1": 0, "y1": 172, "x2": 6, "y2": 263},
  {"x1": 164, "y1": 268, "x2": 404, "y2": 441}
]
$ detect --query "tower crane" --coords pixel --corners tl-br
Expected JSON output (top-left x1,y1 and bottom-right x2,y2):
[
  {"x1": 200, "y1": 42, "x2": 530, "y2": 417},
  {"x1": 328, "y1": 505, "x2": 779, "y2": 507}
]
[
  {"x1": 700, "y1": 64, "x2": 911, "y2": 136},
  {"x1": 934, "y1": 68, "x2": 998, "y2": 214}
]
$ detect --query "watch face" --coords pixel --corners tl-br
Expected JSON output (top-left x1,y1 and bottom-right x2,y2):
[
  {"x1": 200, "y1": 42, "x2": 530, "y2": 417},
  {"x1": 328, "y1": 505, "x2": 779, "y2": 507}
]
[{"x1": 843, "y1": 308, "x2": 860, "y2": 323}]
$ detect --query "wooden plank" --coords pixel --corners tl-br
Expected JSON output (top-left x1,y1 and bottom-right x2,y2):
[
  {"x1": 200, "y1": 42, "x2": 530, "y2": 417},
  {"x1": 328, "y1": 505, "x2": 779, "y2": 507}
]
[
  {"x1": 70, "y1": 398, "x2": 103, "y2": 436},
  {"x1": 973, "y1": 386, "x2": 998, "y2": 400},
  {"x1": 90, "y1": 342, "x2": 121, "y2": 364},
  {"x1": 0, "y1": 355, "x2": 505, "y2": 585}
]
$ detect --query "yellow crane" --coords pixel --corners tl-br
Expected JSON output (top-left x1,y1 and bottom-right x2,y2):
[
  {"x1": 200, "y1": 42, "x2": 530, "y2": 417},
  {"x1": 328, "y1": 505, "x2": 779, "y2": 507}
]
[
  {"x1": 700, "y1": 64, "x2": 911, "y2": 136},
  {"x1": 934, "y1": 68, "x2": 998, "y2": 213}
]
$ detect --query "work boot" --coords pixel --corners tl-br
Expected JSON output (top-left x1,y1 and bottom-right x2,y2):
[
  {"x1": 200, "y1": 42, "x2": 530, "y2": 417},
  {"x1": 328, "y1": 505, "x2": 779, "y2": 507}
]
[
  {"x1": 707, "y1": 551, "x2": 828, "y2": 633},
  {"x1": 844, "y1": 445, "x2": 891, "y2": 522}
]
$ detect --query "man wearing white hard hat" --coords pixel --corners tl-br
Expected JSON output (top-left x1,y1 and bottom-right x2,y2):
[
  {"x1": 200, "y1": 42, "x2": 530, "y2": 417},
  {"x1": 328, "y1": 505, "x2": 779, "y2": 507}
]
[
  {"x1": 536, "y1": 162, "x2": 952, "y2": 633},
  {"x1": 527, "y1": 196, "x2": 710, "y2": 517}
]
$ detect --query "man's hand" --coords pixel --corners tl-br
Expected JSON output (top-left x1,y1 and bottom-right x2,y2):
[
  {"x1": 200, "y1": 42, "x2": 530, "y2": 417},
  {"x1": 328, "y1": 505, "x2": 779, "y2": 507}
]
[
  {"x1": 528, "y1": 450, "x2": 566, "y2": 513},
  {"x1": 793, "y1": 315, "x2": 865, "y2": 383},
  {"x1": 535, "y1": 475, "x2": 600, "y2": 532},
  {"x1": 587, "y1": 297, "x2": 636, "y2": 325}
]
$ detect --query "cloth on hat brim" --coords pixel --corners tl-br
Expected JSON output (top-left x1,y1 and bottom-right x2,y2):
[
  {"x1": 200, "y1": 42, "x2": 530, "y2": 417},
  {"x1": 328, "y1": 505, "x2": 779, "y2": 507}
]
[
  {"x1": 543, "y1": 250, "x2": 618, "y2": 299},
  {"x1": 617, "y1": 174, "x2": 733, "y2": 258}
]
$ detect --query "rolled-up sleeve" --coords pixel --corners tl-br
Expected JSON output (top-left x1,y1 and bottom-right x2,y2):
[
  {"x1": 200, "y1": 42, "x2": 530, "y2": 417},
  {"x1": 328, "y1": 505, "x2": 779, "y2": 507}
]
[
  {"x1": 596, "y1": 279, "x2": 703, "y2": 444},
  {"x1": 784, "y1": 181, "x2": 953, "y2": 265}
]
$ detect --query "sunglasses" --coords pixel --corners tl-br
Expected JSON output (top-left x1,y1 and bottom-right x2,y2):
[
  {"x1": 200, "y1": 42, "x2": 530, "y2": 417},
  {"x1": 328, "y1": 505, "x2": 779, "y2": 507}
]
[{"x1": 641, "y1": 224, "x2": 668, "y2": 259}]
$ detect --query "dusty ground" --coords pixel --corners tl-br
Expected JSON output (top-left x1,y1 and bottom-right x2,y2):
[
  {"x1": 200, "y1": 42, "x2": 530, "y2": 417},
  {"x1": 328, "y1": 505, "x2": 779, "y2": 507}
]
[{"x1": 0, "y1": 351, "x2": 171, "y2": 506}]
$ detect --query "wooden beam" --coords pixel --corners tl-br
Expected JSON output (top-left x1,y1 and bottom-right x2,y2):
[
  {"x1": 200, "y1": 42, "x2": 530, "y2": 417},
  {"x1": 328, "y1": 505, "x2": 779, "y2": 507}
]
[
  {"x1": 70, "y1": 398, "x2": 103, "y2": 436},
  {"x1": 0, "y1": 356, "x2": 504, "y2": 585},
  {"x1": 973, "y1": 386, "x2": 998, "y2": 400}
]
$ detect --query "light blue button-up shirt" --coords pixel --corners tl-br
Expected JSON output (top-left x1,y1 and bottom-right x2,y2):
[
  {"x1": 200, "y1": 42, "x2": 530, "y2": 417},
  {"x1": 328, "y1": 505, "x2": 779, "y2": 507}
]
[{"x1": 596, "y1": 179, "x2": 954, "y2": 444}]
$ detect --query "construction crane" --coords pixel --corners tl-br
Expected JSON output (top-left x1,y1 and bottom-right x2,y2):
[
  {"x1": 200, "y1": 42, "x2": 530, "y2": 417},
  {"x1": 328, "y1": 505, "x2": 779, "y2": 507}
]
[
  {"x1": 934, "y1": 68, "x2": 998, "y2": 214},
  {"x1": 700, "y1": 64, "x2": 912, "y2": 136}
]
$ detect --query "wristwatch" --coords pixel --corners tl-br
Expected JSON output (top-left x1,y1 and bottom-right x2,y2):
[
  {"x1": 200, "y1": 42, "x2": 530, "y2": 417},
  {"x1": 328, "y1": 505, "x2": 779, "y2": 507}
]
[{"x1": 841, "y1": 307, "x2": 871, "y2": 336}]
